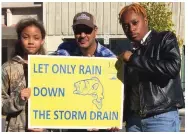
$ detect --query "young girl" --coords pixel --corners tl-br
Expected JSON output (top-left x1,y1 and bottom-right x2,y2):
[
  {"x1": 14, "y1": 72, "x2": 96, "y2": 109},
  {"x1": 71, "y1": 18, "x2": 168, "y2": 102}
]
[{"x1": 2, "y1": 18, "x2": 46, "y2": 132}]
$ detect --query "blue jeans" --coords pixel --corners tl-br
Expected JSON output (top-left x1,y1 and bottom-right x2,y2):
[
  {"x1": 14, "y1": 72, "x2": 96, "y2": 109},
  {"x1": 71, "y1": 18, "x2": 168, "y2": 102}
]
[{"x1": 126, "y1": 108, "x2": 180, "y2": 132}]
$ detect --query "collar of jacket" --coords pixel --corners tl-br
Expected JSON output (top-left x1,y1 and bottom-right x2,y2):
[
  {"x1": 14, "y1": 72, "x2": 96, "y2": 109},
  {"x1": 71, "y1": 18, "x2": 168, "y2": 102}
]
[{"x1": 141, "y1": 30, "x2": 155, "y2": 46}]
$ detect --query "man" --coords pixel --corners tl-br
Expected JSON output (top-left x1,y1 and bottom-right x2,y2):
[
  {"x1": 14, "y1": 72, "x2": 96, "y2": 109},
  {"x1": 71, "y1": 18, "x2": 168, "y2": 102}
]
[
  {"x1": 118, "y1": 3, "x2": 184, "y2": 132},
  {"x1": 55, "y1": 12, "x2": 119, "y2": 132},
  {"x1": 56, "y1": 12, "x2": 115, "y2": 58}
]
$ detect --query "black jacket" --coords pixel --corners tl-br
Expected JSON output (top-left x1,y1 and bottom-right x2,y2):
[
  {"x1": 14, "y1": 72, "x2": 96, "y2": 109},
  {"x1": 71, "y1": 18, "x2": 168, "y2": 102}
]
[{"x1": 124, "y1": 30, "x2": 184, "y2": 119}]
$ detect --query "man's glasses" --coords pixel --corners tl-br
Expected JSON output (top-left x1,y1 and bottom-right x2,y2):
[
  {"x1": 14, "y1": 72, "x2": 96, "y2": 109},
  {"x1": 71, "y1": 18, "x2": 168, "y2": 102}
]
[{"x1": 73, "y1": 25, "x2": 94, "y2": 35}]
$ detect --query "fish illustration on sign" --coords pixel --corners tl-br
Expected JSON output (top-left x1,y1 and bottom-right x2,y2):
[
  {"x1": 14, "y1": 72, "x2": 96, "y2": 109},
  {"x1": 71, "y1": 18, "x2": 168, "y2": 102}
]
[{"x1": 73, "y1": 77, "x2": 104, "y2": 109}]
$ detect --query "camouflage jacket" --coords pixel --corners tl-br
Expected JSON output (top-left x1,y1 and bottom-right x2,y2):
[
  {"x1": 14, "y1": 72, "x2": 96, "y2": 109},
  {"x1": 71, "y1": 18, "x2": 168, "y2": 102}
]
[{"x1": 2, "y1": 56, "x2": 28, "y2": 132}]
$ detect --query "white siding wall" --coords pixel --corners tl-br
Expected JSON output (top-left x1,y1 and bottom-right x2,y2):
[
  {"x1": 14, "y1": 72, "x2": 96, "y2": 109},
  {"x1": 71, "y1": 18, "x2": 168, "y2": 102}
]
[
  {"x1": 1, "y1": 2, "x2": 184, "y2": 52},
  {"x1": 44, "y1": 2, "x2": 184, "y2": 37},
  {"x1": 170, "y1": 2, "x2": 185, "y2": 40},
  {"x1": 44, "y1": 2, "x2": 185, "y2": 52},
  {"x1": 44, "y1": 2, "x2": 129, "y2": 36}
]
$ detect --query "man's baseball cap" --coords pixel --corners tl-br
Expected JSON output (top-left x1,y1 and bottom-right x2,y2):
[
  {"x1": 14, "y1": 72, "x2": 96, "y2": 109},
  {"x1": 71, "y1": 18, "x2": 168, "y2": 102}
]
[{"x1": 73, "y1": 12, "x2": 96, "y2": 28}]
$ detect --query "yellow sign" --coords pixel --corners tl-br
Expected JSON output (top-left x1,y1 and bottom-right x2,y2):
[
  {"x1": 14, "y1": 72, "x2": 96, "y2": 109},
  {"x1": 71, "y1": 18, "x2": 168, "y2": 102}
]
[{"x1": 28, "y1": 55, "x2": 124, "y2": 129}]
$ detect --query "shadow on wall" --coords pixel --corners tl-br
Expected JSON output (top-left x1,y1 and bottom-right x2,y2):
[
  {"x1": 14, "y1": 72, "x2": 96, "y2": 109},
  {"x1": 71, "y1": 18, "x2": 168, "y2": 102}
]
[{"x1": 107, "y1": 38, "x2": 132, "y2": 55}]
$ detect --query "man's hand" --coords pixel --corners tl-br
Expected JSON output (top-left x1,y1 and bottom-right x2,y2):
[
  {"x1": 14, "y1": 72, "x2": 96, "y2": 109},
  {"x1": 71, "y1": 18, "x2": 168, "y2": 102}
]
[
  {"x1": 87, "y1": 128, "x2": 99, "y2": 131},
  {"x1": 20, "y1": 88, "x2": 31, "y2": 100},
  {"x1": 87, "y1": 54, "x2": 95, "y2": 57},
  {"x1": 87, "y1": 127, "x2": 119, "y2": 132},
  {"x1": 118, "y1": 51, "x2": 133, "y2": 62},
  {"x1": 28, "y1": 128, "x2": 45, "y2": 132},
  {"x1": 107, "y1": 127, "x2": 120, "y2": 132}
]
